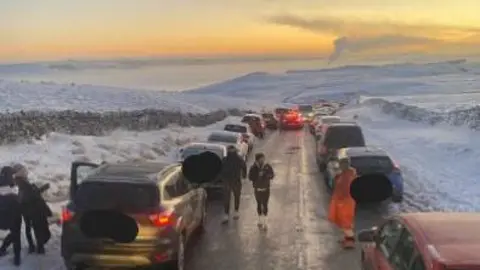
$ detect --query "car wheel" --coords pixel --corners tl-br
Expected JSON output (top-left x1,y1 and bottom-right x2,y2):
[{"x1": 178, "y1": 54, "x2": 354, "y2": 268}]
[{"x1": 164, "y1": 234, "x2": 186, "y2": 270}]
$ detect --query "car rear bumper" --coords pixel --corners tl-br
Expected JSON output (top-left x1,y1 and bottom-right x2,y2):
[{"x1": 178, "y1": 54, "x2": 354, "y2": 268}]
[
  {"x1": 62, "y1": 228, "x2": 179, "y2": 268},
  {"x1": 281, "y1": 122, "x2": 304, "y2": 129}
]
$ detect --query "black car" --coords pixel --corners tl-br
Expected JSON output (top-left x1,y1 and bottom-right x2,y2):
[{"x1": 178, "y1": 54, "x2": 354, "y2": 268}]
[
  {"x1": 261, "y1": 113, "x2": 278, "y2": 130},
  {"x1": 316, "y1": 123, "x2": 366, "y2": 172},
  {"x1": 324, "y1": 147, "x2": 404, "y2": 203},
  {"x1": 61, "y1": 161, "x2": 207, "y2": 270}
]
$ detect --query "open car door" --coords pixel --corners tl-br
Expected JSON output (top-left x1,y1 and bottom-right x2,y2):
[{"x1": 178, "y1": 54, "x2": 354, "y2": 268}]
[{"x1": 69, "y1": 161, "x2": 100, "y2": 198}]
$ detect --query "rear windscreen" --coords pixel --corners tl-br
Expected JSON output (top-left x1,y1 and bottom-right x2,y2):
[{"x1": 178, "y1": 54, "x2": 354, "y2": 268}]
[
  {"x1": 299, "y1": 105, "x2": 313, "y2": 112},
  {"x1": 350, "y1": 156, "x2": 393, "y2": 171},
  {"x1": 224, "y1": 124, "x2": 247, "y2": 133},
  {"x1": 275, "y1": 108, "x2": 289, "y2": 115},
  {"x1": 262, "y1": 113, "x2": 274, "y2": 119},
  {"x1": 74, "y1": 182, "x2": 159, "y2": 213},
  {"x1": 325, "y1": 127, "x2": 365, "y2": 149},
  {"x1": 208, "y1": 134, "x2": 237, "y2": 143}
]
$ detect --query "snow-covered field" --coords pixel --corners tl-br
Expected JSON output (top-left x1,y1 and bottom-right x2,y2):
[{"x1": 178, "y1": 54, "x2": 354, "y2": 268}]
[
  {"x1": 1, "y1": 58, "x2": 479, "y2": 268},
  {"x1": 0, "y1": 117, "x2": 240, "y2": 269}
]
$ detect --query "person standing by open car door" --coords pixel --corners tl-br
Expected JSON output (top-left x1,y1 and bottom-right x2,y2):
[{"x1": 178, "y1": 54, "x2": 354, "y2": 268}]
[
  {"x1": 221, "y1": 146, "x2": 247, "y2": 224},
  {"x1": 12, "y1": 164, "x2": 52, "y2": 254},
  {"x1": 328, "y1": 158, "x2": 357, "y2": 249}
]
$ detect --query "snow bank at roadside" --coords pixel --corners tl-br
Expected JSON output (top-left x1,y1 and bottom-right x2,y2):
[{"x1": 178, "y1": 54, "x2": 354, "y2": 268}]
[{"x1": 362, "y1": 98, "x2": 480, "y2": 130}]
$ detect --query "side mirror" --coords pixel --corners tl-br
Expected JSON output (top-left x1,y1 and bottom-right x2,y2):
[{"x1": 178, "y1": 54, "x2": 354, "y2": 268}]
[{"x1": 357, "y1": 227, "x2": 378, "y2": 242}]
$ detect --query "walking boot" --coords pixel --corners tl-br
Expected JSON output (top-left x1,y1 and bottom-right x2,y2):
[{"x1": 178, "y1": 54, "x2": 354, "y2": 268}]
[{"x1": 221, "y1": 214, "x2": 229, "y2": 224}]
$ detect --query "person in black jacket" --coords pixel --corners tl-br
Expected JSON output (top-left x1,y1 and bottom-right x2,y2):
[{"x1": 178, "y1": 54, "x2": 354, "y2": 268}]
[
  {"x1": 12, "y1": 164, "x2": 52, "y2": 254},
  {"x1": 0, "y1": 166, "x2": 22, "y2": 266},
  {"x1": 220, "y1": 145, "x2": 247, "y2": 223},
  {"x1": 248, "y1": 153, "x2": 274, "y2": 228}
]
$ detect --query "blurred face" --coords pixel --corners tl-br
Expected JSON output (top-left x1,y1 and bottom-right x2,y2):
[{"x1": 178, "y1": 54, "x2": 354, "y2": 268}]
[
  {"x1": 339, "y1": 159, "x2": 350, "y2": 171},
  {"x1": 257, "y1": 156, "x2": 265, "y2": 165}
]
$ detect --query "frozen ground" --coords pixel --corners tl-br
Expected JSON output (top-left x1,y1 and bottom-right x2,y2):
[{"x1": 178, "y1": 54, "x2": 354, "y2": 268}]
[
  {"x1": 1, "y1": 58, "x2": 479, "y2": 268},
  {"x1": 0, "y1": 116, "x2": 240, "y2": 270}
]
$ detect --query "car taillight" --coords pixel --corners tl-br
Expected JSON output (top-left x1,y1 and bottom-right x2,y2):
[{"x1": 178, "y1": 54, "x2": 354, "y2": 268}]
[
  {"x1": 61, "y1": 207, "x2": 74, "y2": 223},
  {"x1": 392, "y1": 160, "x2": 401, "y2": 173},
  {"x1": 149, "y1": 210, "x2": 176, "y2": 227}
]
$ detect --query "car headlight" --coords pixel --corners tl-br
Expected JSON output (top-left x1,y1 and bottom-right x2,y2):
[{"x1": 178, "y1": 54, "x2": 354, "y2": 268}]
[{"x1": 308, "y1": 113, "x2": 313, "y2": 117}]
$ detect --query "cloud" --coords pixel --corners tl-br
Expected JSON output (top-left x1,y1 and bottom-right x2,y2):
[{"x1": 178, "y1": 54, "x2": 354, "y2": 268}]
[
  {"x1": 267, "y1": 14, "x2": 480, "y2": 62},
  {"x1": 328, "y1": 35, "x2": 440, "y2": 63}
]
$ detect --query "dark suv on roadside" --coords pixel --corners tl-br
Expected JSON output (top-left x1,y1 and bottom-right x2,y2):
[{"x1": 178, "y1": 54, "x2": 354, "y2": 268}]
[
  {"x1": 61, "y1": 161, "x2": 207, "y2": 270},
  {"x1": 316, "y1": 123, "x2": 366, "y2": 172}
]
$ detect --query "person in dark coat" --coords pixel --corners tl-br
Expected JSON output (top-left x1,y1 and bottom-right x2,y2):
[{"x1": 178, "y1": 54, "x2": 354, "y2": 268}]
[
  {"x1": 0, "y1": 166, "x2": 22, "y2": 266},
  {"x1": 12, "y1": 164, "x2": 52, "y2": 254},
  {"x1": 248, "y1": 153, "x2": 275, "y2": 229},
  {"x1": 220, "y1": 145, "x2": 247, "y2": 223}
]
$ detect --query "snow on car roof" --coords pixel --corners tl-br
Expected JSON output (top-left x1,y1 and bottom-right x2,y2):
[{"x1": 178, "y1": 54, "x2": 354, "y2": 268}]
[{"x1": 184, "y1": 142, "x2": 227, "y2": 150}]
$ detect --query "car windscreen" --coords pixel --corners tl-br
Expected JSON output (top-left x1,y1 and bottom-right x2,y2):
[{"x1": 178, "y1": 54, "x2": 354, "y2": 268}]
[
  {"x1": 324, "y1": 127, "x2": 365, "y2": 149},
  {"x1": 242, "y1": 116, "x2": 260, "y2": 122},
  {"x1": 74, "y1": 182, "x2": 159, "y2": 213},
  {"x1": 224, "y1": 124, "x2": 247, "y2": 133},
  {"x1": 208, "y1": 133, "x2": 238, "y2": 143},
  {"x1": 262, "y1": 113, "x2": 274, "y2": 119},
  {"x1": 181, "y1": 147, "x2": 224, "y2": 159},
  {"x1": 275, "y1": 108, "x2": 289, "y2": 115},
  {"x1": 350, "y1": 156, "x2": 393, "y2": 171},
  {"x1": 298, "y1": 105, "x2": 313, "y2": 112}
]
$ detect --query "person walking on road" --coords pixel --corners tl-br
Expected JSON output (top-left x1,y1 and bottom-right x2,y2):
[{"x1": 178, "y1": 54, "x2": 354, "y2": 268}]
[
  {"x1": 328, "y1": 158, "x2": 357, "y2": 249},
  {"x1": 220, "y1": 145, "x2": 247, "y2": 224},
  {"x1": 248, "y1": 153, "x2": 275, "y2": 229}
]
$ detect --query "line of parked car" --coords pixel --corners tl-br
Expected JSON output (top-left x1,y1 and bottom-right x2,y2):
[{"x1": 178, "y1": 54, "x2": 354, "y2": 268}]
[
  {"x1": 308, "y1": 103, "x2": 404, "y2": 204},
  {"x1": 59, "y1": 112, "x2": 276, "y2": 270},
  {"x1": 308, "y1": 102, "x2": 480, "y2": 270}
]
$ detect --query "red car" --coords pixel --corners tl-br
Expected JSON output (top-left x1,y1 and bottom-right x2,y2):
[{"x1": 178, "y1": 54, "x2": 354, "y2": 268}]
[
  {"x1": 358, "y1": 212, "x2": 480, "y2": 270},
  {"x1": 279, "y1": 111, "x2": 303, "y2": 130}
]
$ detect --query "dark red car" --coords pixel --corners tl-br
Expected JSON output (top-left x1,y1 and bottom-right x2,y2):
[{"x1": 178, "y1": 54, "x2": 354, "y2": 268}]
[
  {"x1": 279, "y1": 110, "x2": 303, "y2": 130},
  {"x1": 358, "y1": 212, "x2": 480, "y2": 270}
]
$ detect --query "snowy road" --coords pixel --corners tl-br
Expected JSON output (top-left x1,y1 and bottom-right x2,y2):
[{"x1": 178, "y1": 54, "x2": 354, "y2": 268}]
[
  {"x1": 183, "y1": 128, "x2": 391, "y2": 270},
  {"x1": 1, "y1": 126, "x2": 395, "y2": 270}
]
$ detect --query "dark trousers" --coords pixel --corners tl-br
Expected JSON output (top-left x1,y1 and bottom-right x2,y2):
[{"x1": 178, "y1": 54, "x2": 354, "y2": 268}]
[
  {"x1": 254, "y1": 189, "x2": 270, "y2": 216},
  {"x1": 29, "y1": 215, "x2": 51, "y2": 249},
  {"x1": 0, "y1": 215, "x2": 22, "y2": 261},
  {"x1": 223, "y1": 182, "x2": 242, "y2": 215}
]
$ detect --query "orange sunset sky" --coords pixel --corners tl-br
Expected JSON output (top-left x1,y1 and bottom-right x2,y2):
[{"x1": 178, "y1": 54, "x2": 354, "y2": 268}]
[{"x1": 1, "y1": 0, "x2": 480, "y2": 62}]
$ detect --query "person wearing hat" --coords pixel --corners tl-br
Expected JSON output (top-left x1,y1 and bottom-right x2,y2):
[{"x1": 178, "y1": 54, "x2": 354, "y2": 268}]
[
  {"x1": 220, "y1": 145, "x2": 247, "y2": 223},
  {"x1": 327, "y1": 157, "x2": 357, "y2": 249},
  {"x1": 0, "y1": 166, "x2": 22, "y2": 266},
  {"x1": 11, "y1": 164, "x2": 52, "y2": 254},
  {"x1": 248, "y1": 153, "x2": 275, "y2": 229}
]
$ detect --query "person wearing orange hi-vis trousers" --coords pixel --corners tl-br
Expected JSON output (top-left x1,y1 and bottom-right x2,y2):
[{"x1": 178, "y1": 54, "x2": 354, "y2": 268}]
[{"x1": 328, "y1": 157, "x2": 357, "y2": 249}]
